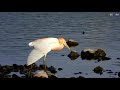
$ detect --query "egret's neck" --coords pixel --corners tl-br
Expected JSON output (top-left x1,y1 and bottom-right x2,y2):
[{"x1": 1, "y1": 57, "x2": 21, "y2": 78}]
[{"x1": 51, "y1": 43, "x2": 64, "y2": 50}]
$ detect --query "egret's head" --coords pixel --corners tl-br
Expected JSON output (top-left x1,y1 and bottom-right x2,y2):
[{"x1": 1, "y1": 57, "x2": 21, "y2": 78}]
[
  {"x1": 58, "y1": 38, "x2": 70, "y2": 50},
  {"x1": 28, "y1": 42, "x2": 34, "y2": 47}
]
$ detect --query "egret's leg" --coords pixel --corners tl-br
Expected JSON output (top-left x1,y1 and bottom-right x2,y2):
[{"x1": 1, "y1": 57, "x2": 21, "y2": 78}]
[{"x1": 43, "y1": 55, "x2": 47, "y2": 71}]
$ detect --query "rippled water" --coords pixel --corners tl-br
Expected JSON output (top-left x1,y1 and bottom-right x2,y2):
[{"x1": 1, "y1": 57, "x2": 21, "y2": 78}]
[{"x1": 0, "y1": 12, "x2": 120, "y2": 78}]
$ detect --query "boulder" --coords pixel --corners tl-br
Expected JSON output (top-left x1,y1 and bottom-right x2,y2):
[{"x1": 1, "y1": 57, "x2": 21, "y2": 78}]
[
  {"x1": 33, "y1": 70, "x2": 48, "y2": 78},
  {"x1": 93, "y1": 66, "x2": 104, "y2": 75},
  {"x1": 81, "y1": 48, "x2": 110, "y2": 60},
  {"x1": 66, "y1": 39, "x2": 79, "y2": 48},
  {"x1": 68, "y1": 50, "x2": 80, "y2": 60}
]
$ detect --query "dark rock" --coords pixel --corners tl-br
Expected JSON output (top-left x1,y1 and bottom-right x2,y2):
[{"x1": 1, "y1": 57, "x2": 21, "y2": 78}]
[
  {"x1": 94, "y1": 49, "x2": 106, "y2": 59},
  {"x1": 13, "y1": 64, "x2": 19, "y2": 72},
  {"x1": 25, "y1": 72, "x2": 33, "y2": 78},
  {"x1": 102, "y1": 57, "x2": 111, "y2": 60},
  {"x1": 93, "y1": 66, "x2": 104, "y2": 75},
  {"x1": 24, "y1": 64, "x2": 28, "y2": 68},
  {"x1": 77, "y1": 76, "x2": 85, "y2": 78},
  {"x1": 79, "y1": 72, "x2": 82, "y2": 74},
  {"x1": 49, "y1": 75, "x2": 58, "y2": 78},
  {"x1": 81, "y1": 48, "x2": 109, "y2": 61},
  {"x1": 0, "y1": 65, "x2": 12, "y2": 74},
  {"x1": 68, "y1": 50, "x2": 80, "y2": 60},
  {"x1": 0, "y1": 73, "x2": 11, "y2": 78},
  {"x1": 61, "y1": 55, "x2": 65, "y2": 56},
  {"x1": 118, "y1": 72, "x2": 120, "y2": 77},
  {"x1": 81, "y1": 49, "x2": 95, "y2": 60},
  {"x1": 115, "y1": 72, "x2": 119, "y2": 74},
  {"x1": 114, "y1": 73, "x2": 118, "y2": 75},
  {"x1": 28, "y1": 63, "x2": 38, "y2": 72},
  {"x1": 19, "y1": 66, "x2": 28, "y2": 74},
  {"x1": 117, "y1": 58, "x2": 120, "y2": 59},
  {"x1": 39, "y1": 64, "x2": 48, "y2": 70},
  {"x1": 21, "y1": 76, "x2": 26, "y2": 78},
  {"x1": 66, "y1": 39, "x2": 79, "y2": 48},
  {"x1": 106, "y1": 70, "x2": 112, "y2": 72},
  {"x1": 19, "y1": 65, "x2": 24, "y2": 70},
  {"x1": 12, "y1": 74, "x2": 19, "y2": 78},
  {"x1": 48, "y1": 66, "x2": 57, "y2": 74},
  {"x1": 58, "y1": 68, "x2": 63, "y2": 71},
  {"x1": 82, "y1": 31, "x2": 85, "y2": 34}
]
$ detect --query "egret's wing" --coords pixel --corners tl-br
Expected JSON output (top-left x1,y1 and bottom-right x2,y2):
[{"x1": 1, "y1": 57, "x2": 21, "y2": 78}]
[
  {"x1": 27, "y1": 39, "x2": 53, "y2": 66},
  {"x1": 27, "y1": 48, "x2": 51, "y2": 66}
]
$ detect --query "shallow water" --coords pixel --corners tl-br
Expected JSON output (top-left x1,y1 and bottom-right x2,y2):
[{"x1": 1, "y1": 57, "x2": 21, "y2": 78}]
[{"x1": 0, "y1": 12, "x2": 120, "y2": 78}]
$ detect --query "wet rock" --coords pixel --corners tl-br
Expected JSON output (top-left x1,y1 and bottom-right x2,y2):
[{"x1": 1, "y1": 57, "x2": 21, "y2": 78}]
[
  {"x1": 58, "y1": 68, "x2": 63, "y2": 71},
  {"x1": 49, "y1": 75, "x2": 58, "y2": 78},
  {"x1": 114, "y1": 73, "x2": 118, "y2": 75},
  {"x1": 21, "y1": 76, "x2": 26, "y2": 78},
  {"x1": 66, "y1": 39, "x2": 79, "y2": 48},
  {"x1": 117, "y1": 58, "x2": 120, "y2": 59},
  {"x1": 13, "y1": 64, "x2": 19, "y2": 72},
  {"x1": 47, "y1": 71, "x2": 57, "y2": 78},
  {"x1": 93, "y1": 66, "x2": 104, "y2": 75},
  {"x1": 81, "y1": 48, "x2": 110, "y2": 61},
  {"x1": 48, "y1": 66, "x2": 57, "y2": 73},
  {"x1": 77, "y1": 76, "x2": 85, "y2": 78},
  {"x1": 118, "y1": 72, "x2": 120, "y2": 77},
  {"x1": 30, "y1": 63, "x2": 38, "y2": 69},
  {"x1": 39, "y1": 64, "x2": 48, "y2": 70},
  {"x1": 0, "y1": 65, "x2": 12, "y2": 74},
  {"x1": 82, "y1": 31, "x2": 85, "y2": 34},
  {"x1": 19, "y1": 65, "x2": 25, "y2": 74},
  {"x1": 94, "y1": 49, "x2": 106, "y2": 59},
  {"x1": 102, "y1": 57, "x2": 111, "y2": 60},
  {"x1": 105, "y1": 70, "x2": 112, "y2": 72},
  {"x1": 12, "y1": 74, "x2": 20, "y2": 78},
  {"x1": 68, "y1": 50, "x2": 80, "y2": 60},
  {"x1": 81, "y1": 49, "x2": 95, "y2": 60},
  {"x1": 19, "y1": 66, "x2": 28, "y2": 74},
  {"x1": 29, "y1": 63, "x2": 38, "y2": 72},
  {"x1": 0, "y1": 73, "x2": 11, "y2": 78},
  {"x1": 34, "y1": 70, "x2": 48, "y2": 78},
  {"x1": 25, "y1": 72, "x2": 33, "y2": 78}
]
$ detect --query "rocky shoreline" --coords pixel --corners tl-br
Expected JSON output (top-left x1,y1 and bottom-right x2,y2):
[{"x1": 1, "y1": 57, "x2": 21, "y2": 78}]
[{"x1": 0, "y1": 39, "x2": 120, "y2": 78}]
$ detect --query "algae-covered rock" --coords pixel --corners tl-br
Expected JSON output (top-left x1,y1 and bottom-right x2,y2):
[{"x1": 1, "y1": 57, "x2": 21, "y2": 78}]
[
  {"x1": 81, "y1": 49, "x2": 95, "y2": 60},
  {"x1": 66, "y1": 39, "x2": 79, "y2": 48},
  {"x1": 93, "y1": 66, "x2": 104, "y2": 75},
  {"x1": 68, "y1": 50, "x2": 80, "y2": 60},
  {"x1": 81, "y1": 48, "x2": 110, "y2": 61}
]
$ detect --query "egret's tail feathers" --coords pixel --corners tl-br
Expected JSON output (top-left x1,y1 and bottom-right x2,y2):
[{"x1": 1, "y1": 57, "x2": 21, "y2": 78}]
[{"x1": 27, "y1": 49, "x2": 45, "y2": 66}]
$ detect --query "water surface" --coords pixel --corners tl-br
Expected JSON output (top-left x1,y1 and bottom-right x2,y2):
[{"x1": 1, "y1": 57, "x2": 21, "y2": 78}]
[{"x1": 0, "y1": 12, "x2": 120, "y2": 78}]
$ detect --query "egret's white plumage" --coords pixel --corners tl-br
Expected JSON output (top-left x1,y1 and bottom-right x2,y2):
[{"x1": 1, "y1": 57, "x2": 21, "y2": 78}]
[{"x1": 27, "y1": 37, "x2": 70, "y2": 69}]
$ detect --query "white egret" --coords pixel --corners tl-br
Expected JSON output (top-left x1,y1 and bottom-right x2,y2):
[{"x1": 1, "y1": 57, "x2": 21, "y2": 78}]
[{"x1": 27, "y1": 37, "x2": 71, "y2": 70}]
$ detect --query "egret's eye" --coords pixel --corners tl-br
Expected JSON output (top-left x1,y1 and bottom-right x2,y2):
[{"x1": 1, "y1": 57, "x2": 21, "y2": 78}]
[{"x1": 29, "y1": 42, "x2": 34, "y2": 46}]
